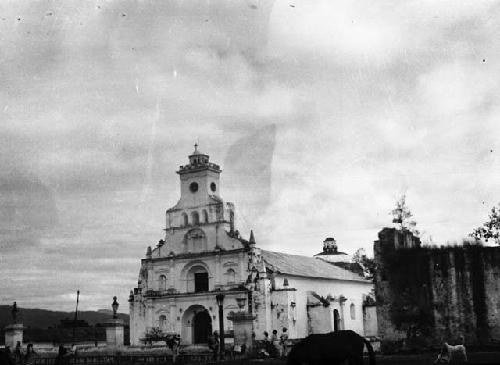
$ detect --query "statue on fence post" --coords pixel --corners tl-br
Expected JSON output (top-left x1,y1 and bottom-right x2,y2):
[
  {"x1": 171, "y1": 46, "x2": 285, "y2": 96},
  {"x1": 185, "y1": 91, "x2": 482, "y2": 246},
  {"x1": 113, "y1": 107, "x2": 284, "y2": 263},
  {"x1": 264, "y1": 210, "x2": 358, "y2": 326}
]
[
  {"x1": 112, "y1": 296, "x2": 119, "y2": 319},
  {"x1": 11, "y1": 302, "x2": 19, "y2": 324}
]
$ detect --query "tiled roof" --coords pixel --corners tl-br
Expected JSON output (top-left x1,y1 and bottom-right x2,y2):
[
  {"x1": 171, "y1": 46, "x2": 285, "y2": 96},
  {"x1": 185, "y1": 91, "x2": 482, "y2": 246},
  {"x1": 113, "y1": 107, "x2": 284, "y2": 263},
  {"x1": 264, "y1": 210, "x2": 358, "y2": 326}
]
[{"x1": 261, "y1": 250, "x2": 369, "y2": 282}]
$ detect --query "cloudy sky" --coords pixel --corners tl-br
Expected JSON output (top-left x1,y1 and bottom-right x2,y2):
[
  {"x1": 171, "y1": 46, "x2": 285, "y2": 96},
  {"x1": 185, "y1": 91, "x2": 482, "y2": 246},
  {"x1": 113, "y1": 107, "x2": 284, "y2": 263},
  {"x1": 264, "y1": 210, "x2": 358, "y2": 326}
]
[{"x1": 1, "y1": 0, "x2": 500, "y2": 311}]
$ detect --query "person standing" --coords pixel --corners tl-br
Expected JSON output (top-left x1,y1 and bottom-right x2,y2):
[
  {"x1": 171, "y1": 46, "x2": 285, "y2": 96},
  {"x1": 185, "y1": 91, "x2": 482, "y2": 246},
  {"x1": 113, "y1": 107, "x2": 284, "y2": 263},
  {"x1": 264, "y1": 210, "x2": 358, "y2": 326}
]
[
  {"x1": 14, "y1": 342, "x2": 22, "y2": 365},
  {"x1": 270, "y1": 329, "x2": 280, "y2": 358},
  {"x1": 55, "y1": 345, "x2": 67, "y2": 365},
  {"x1": 23, "y1": 344, "x2": 36, "y2": 365},
  {"x1": 208, "y1": 331, "x2": 220, "y2": 361},
  {"x1": 259, "y1": 331, "x2": 270, "y2": 357},
  {"x1": 280, "y1": 327, "x2": 289, "y2": 358},
  {"x1": 263, "y1": 331, "x2": 271, "y2": 356},
  {"x1": 3, "y1": 346, "x2": 14, "y2": 365}
]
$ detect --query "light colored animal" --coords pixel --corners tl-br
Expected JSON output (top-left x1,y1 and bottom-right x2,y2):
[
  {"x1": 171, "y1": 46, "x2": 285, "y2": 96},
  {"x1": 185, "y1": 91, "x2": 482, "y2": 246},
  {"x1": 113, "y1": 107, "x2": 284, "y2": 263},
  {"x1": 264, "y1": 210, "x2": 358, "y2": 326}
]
[{"x1": 434, "y1": 342, "x2": 468, "y2": 363}]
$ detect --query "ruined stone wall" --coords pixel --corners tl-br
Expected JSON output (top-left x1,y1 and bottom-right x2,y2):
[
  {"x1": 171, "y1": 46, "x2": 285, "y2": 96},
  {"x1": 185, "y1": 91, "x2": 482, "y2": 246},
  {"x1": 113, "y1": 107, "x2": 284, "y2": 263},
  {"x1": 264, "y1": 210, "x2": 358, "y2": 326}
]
[{"x1": 374, "y1": 227, "x2": 500, "y2": 351}]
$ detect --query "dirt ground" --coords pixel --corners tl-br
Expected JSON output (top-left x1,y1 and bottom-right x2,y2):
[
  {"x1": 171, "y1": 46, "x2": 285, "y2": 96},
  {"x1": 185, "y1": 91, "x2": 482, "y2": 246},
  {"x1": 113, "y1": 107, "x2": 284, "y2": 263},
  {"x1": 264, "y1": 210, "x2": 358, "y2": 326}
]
[{"x1": 210, "y1": 351, "x2": 500, "y2": 365}]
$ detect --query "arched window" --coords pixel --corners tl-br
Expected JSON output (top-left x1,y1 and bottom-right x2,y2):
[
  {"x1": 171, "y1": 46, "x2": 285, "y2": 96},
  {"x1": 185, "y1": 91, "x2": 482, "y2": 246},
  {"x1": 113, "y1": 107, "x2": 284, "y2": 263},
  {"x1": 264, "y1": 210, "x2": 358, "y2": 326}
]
[
  {"x1": 203, "y1": 210, "x2": 209, "y2": 223},
  {"x1": 182, "y1": 213, "x2": 188, "y2": 227},
  {"x1": 186, "y1": 265, "x2": 209, "y2": 293},
  {"x1": 350, "y1": 303, "x2": 356, "y2": 320},
  {"x1": 159, "y1": 275, "x2": 167, "y2": 291},
  {"x1": 191, "y1": 211, "x2": 200, "y2": 225},
  {"x1": 159, "y1": 315, "x2": 167, "y2": 331},
  {"x1": 226, "y1": 269, "x2": 236, "y2": 284}
]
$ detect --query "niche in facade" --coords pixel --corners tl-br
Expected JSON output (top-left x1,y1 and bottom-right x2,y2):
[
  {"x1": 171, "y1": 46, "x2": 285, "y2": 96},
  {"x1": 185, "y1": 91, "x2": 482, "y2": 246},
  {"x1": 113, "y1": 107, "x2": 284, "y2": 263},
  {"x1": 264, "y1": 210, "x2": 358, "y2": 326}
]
[
  {"x1": 184, "y1": 228, "x2": 207, "y2": 252},
  {"x1": 159, "y1": 274, "x2": 167, "y2": 291}
]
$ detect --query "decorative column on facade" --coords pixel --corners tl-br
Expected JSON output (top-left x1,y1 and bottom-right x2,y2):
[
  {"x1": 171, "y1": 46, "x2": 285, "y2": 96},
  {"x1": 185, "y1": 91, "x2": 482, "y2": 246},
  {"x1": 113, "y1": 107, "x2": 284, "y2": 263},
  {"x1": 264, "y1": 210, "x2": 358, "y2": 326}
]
[
  {"x1": 128, "y1": 291, "x2": 135, "y2": 344},
  {"x1": 215, "y1": 251, "x2": 221, "y2": 288},
  {"x1": 339, "y1": 295, "x2": 347, "y2": 330},
  {"x1": 239, "y1": 251, "x2": 246, "y2": 283},
  {"x1": 147, "y1": 301, "x2": 155, "y2": 330},
  {"x1": 169, "y1": 303, "x2": 177, "y2": 334},
  {"x1": 168, "y1": 259, "x2": 175, "y2": 291}
]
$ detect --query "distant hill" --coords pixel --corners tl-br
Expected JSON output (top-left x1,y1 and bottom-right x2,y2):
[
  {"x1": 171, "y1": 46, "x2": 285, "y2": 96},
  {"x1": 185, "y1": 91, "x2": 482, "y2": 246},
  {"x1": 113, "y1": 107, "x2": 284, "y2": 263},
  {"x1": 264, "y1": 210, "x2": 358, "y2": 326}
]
[{"x1": 0, "y1": 305, "x2": 129, "y2": 329}]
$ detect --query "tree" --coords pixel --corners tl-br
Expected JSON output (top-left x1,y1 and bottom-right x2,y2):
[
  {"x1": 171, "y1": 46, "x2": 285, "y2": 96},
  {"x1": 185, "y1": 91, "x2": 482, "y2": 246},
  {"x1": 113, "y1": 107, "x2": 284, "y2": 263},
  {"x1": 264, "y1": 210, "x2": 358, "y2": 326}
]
[
  {"x1": 471, "y1": 203, "x2": 500, "y2": 244},
  {"x1": 352, "y1": 248, "x2": 376, "y2": 279},
  {"x1": 144, "y1": 327, "x2": 165, "y2": 343},
  {"x1": 390, "y1": 194, "x2": 419, "y2": 235}
]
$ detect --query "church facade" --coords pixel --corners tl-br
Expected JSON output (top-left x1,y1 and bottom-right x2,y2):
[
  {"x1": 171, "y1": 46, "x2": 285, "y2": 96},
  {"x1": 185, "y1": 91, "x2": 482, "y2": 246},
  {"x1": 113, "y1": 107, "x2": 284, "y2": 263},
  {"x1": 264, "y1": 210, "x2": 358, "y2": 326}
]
[{"x1": 129, "y1": 147, "x2": 376, "y2": 346}]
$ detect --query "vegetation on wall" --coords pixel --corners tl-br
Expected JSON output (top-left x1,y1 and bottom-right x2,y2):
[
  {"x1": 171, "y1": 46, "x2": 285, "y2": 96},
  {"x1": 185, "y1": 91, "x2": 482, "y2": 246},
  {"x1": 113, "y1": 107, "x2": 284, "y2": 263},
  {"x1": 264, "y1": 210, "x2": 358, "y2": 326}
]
[
  {"x1": 469, "y1": 246, "x2": 488, "y2": 343},
  {"x1": 471, "y1": 203, "x2": 500, "y2": 244},
  {"x1": 383, "y1": 247, "x2": 434, "y2": 336},
  {"x1": 390, "y1": 195, "x2": 419, "y2": 236},
  {"x1": 352, "y1": 248, "x2": 376, "y2": 279},
  {"x1": 380, "y1": 240, "x2": 494, "y2": 346}
]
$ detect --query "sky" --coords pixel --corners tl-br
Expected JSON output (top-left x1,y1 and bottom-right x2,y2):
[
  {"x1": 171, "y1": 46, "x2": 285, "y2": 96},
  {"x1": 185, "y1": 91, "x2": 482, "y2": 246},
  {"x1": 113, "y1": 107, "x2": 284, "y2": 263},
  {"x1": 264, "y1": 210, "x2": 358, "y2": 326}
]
[{"x1": 1, "y1": 0, "x2": 500, "y2": 311}]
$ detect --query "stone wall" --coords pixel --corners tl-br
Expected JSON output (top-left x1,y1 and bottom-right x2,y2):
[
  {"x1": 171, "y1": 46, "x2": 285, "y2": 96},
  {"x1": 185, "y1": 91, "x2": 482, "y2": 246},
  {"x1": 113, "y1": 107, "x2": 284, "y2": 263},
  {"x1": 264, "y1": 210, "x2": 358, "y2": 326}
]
[{"x1": 374, "y1": 227, "x2": 500, "y2": 351}]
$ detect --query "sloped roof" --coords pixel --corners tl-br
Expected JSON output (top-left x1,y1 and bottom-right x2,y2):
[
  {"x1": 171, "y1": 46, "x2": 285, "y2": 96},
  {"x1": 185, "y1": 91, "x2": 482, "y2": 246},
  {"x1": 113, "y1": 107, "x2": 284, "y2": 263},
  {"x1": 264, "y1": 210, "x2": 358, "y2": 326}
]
[{"x1": 261, "y1": 250, "x2": 369, "y2": 282}]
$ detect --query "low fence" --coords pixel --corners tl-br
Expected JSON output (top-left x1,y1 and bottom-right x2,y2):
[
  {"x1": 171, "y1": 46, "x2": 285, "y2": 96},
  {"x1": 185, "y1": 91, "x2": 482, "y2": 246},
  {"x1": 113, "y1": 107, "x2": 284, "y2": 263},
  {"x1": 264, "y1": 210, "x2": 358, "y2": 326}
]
[
  {"x1": 32, "y1": 351, "x2": 500, "y2": 365},
  {"x1": 33, "y1": 353, "x2": 213, "y2": 365}
]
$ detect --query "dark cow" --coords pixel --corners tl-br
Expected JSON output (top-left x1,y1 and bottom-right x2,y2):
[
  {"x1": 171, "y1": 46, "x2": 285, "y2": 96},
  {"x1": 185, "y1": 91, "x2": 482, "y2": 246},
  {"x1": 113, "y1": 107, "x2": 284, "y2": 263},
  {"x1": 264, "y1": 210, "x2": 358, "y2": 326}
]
[
  {"x1": 287, "y1": 330, "x2": 376, "y2": 365},
  {"x1": 0, "y1": 348, "x2": 14, "y2": 365}
]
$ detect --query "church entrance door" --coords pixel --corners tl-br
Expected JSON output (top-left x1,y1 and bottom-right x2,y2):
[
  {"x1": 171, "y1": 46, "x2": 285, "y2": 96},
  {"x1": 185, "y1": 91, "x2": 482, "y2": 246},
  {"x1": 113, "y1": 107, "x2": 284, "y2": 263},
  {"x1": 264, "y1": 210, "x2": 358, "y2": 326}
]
[
  {"x1": 333, "y1": 309, "x2": 340, "y2": 331},
  {"x1": 193, "y1": 310, "x2": 211, "y2": 344}
]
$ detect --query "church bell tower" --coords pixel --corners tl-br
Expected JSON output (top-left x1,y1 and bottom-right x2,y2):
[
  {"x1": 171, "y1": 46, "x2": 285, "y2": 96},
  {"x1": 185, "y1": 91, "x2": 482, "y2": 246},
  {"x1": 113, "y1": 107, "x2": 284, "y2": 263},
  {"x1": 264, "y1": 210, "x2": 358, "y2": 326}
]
[
  {"x1": 176, "y1": 143, "x2": 222, "y2": 208},
  {"x1": 162, "y1": 145, "x2": 237, "y2": 254}
]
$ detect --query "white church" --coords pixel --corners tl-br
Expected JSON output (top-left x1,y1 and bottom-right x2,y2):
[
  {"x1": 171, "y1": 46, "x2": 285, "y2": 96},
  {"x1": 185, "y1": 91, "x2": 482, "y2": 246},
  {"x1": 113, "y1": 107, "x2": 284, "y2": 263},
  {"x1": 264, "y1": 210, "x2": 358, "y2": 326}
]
[{"x1": 129, "y1": 146, "x2": 377, "y2": 346}]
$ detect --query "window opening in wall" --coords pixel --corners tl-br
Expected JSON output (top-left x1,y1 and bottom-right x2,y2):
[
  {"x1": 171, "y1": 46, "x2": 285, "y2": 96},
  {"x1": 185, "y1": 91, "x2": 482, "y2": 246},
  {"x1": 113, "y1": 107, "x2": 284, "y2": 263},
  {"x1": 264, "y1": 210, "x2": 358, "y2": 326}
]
[
  {"x1": 203, "y1": 210, "x2": 209, "y2": 223},
  {"x1": 194, "y1": 272, "x2": 209, "y2": 292},
  {"x1": 190, "y1": 182, "x2": 198, "y2": 193},
  {"x1": 182, "y1": 213, "x2": 188, "y2": 227},
  {"x1": 350, "y1": 303, "x2": 356, "y2": 320}
]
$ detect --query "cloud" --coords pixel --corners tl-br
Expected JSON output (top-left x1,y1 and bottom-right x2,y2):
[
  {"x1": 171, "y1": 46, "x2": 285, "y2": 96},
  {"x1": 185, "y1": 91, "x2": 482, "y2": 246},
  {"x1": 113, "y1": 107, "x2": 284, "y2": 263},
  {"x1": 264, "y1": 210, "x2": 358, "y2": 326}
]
[{"x1": 1, "y1": 0, "x2": 500, "y2": 310}]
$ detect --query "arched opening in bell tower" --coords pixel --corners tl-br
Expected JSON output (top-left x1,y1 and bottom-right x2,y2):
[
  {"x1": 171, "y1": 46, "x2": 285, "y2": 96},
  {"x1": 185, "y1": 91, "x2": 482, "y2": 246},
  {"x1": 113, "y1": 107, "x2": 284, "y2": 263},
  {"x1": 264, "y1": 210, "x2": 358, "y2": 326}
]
[
  {"x1": 182, "y1": 212, "x2": 189, "y2": 227},
  {"x1": 191, "y1": 211, "x2": 200, "y2": 225}
]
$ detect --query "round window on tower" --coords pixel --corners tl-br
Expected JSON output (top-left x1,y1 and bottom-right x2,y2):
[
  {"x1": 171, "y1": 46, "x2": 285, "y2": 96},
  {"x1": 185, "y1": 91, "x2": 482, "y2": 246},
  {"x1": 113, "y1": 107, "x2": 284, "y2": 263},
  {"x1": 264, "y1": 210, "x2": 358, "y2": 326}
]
[
  {"x1": 210, "y1": 182, "x2": 216, "y2": 192},
  {"x1": 190, "y1": 182, "x2": 198, "y2": 193}
]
